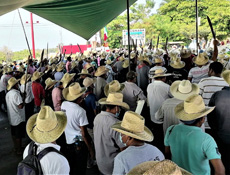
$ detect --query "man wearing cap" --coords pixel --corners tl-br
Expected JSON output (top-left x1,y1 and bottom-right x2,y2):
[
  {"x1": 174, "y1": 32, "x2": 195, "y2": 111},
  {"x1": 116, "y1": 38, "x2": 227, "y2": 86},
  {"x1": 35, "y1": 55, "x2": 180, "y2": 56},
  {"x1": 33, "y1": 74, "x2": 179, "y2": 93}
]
[
  {"x1": 61, "y1": 82, "x2": 94, "y2": 175},
  {"x1": 23, "y1": 106, "x2": 70, "y2": 174},
  {"x1": 94, "y1": 92, "x2": 129, "y2": 175},
  {"x1": 164, "y1": 94, "x2": 225, "y2": 175},
  {"x1": 208, "y1": 70, "x2": 230, "y2": 174},
  {"x1": 112, "y1": 111, "x2": 164, "y2": 175},
  {"x1": 5, "y1": 77, "x2": 25, "y2": 155}
]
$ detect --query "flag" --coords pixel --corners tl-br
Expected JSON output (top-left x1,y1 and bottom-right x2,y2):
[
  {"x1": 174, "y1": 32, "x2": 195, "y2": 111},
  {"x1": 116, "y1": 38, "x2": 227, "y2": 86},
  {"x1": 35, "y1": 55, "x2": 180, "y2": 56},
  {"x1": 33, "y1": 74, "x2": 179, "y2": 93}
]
[{"x1": 104, "y1": 26, "x2": 108, "y2": 41}]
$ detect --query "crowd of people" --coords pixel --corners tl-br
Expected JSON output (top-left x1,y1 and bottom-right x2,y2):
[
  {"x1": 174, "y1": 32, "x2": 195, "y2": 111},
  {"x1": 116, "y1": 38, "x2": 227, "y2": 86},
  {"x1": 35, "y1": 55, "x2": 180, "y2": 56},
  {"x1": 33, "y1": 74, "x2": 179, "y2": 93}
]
[{"x1": 0, "y1": 39, "x2": 230, "y2": 175}]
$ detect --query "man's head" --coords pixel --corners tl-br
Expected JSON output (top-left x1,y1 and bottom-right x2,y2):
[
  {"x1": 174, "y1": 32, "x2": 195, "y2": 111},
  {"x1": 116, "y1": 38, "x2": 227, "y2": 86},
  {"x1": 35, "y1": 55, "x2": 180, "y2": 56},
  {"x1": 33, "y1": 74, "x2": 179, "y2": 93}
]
[
  {"x1": 181, "y1": 116, "x2": 205, "y2": 127},
  {"x1": 126, "y1": 71, "x2": 137, "y2": 82},
  {"x1": 105, "y1": 105, "x2": 121, "y2": 115},
  {"x1": 208, "y1": 62, "x2": 223, "y2": 77},
  {"x1": 67, "y1": 56, "x2": 72, "y2": 62}
]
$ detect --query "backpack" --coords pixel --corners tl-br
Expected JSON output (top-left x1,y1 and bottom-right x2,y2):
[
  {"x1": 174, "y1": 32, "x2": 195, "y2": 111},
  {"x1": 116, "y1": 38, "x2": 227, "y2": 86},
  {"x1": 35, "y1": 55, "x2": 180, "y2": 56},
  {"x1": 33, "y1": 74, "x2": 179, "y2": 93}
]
[{"x1": 17, "y1": 142, "x2": 63, "y2": 175}]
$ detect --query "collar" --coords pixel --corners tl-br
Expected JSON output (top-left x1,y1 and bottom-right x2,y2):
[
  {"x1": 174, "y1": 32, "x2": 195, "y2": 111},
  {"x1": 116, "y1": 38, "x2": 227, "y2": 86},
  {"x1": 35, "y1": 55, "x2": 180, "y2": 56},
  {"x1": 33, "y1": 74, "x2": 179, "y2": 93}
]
[{"x1": 100, "y1": 111, "x2": 117, "y2": 118}]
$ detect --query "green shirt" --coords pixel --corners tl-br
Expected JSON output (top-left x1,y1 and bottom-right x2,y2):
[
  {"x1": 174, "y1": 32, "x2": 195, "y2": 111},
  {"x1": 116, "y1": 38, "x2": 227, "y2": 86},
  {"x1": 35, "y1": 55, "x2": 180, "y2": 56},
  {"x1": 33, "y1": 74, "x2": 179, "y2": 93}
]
[{"x1": 164, "y1": 124, "x2": 221, "y2": 175}]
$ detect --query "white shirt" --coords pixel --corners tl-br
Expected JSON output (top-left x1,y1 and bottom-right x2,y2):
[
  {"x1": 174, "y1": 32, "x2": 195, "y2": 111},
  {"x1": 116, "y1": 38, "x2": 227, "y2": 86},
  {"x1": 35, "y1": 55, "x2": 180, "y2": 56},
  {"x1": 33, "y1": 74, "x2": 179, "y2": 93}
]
[
  {"x1": 147, "y1": 80, "x2": 171, "y2": 123},
  {"x1": 23, "y1": 143, "x2": 70, "y2": 175},
  {"x1": 5, "y1": 89, "x2": 25, "y2": 126},
  {"x1": 61, "y1": 101, "x2": 89, "y2": 144},
  {"x1": 0, "y1": 74, "x2": 7, "y2": 92},
  {"x1": 20, "y1": 81, "x2": 34, "y2": 103}
]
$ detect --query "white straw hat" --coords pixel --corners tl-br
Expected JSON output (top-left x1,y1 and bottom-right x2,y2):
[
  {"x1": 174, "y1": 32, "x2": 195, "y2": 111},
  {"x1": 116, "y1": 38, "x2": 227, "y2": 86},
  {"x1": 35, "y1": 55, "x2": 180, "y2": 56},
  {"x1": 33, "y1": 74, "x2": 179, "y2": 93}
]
[
  {"x1": 31, "y1": 71, "x2": 44, "y2": 82},
  {"x1": 94, "y1": 66, "x2": 109, "y2": 77},
  {"x1": 104, "y1": 80, "x2": 125, "y2": 97},
  {"x1": 62, "y1": 82, "x2": 86, "y2": 101},
  {"x1": 153, "y1": 69, "x2": 171, "y2": 78},
  {"x1": 83, "y1": 77, "x2": 96, "y2": 88},
  {"x1": 7, "y1": 77, "x2": 20, "y2": 91}
]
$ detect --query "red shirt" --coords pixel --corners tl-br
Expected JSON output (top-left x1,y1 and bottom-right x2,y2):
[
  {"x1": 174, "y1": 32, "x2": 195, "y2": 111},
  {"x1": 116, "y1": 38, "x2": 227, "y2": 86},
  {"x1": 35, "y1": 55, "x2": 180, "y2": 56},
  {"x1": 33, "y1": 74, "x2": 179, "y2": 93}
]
[{"x1": 32, "y1": 82, "x2": 45, "y2": 107}]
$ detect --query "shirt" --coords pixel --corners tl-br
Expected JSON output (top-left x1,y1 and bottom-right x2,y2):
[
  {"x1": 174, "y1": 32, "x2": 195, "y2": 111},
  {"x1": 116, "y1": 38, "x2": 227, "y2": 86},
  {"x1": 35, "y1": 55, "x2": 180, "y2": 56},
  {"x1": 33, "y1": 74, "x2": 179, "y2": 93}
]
[
  {"x1": 147, "y1": 80, "x2": 171, "y2": 123},
  {"x1": 94, "y1": 76, "x2": 107, "y2": 100},
  {"x1": 20, "y1": 81, "x2": 34, "y2": 103},
  {"x1": 5, "y1": 89, "x2": 25, "y2": 126},
  {"x1": 61, "y1": 101, "x2": 89, "y2": 144},
  {"x1": 28, "y1": 65, "x2": 36, "y2": 74},
  {"x1": 113, "y1": 61, "x2": 123, "y2": 73},
  {"x1": 165, "y1": 124, "x2": 221, "y2": 175},
  {"x1": 0, "y1": 74, "x2": 7, "y2": 92},
  {"x1": 93, "y1": 111, "x2": 124, "y2": 175},
  {"x1": 66, "y1": 61, "x2": 71, "y2": 73},
  {"x1": 23, "y1": 142, "x2": 70, "y2": 175},
  {"x1": 136, "y1": 64, "x2": 150, "y2": 92},
  {"x1": 54, "y1": 72, "x2": 64, "y2": 81},
  {"x1": 84, "y1": 92, "x2": 97, "y2": 129},
  {"x1": 155, "y1": 98, "x2": 182, "y2": 135},
  {"x1": 52, "y1": 87, "x2": 62, "y2": 111},
  {"x1": 122, "y1": 81, "x2": 146, "y2": 111},
  {"x1": 32, "y1": 82, "x2": 45, "y2": 107},
  {"x1": 198, "y1": 76, "x2": 228, "y2": 106},
  {"x1": 113, "y1": 144, "x2": 165, "y2": 175}
]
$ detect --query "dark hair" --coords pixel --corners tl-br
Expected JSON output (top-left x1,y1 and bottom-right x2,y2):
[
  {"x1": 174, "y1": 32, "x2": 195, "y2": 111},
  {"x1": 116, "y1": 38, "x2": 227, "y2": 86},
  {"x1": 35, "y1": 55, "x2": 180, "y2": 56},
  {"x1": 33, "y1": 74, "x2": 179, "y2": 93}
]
[
  {"x1": 180, "y1": 117, "x2": 203, "y2": 126},
  {"x1": 209, "y1": 62, "x2": 223, "y2": 74},
  {"x1": 106, "y1": 105, "x2": 117, "y2": 110},
  {"x1": 67, "y1": 56, "x2": 71, "y2": 62},
  {"x1": 126, "y1": 71, "x2": 136, "y2": 80}
]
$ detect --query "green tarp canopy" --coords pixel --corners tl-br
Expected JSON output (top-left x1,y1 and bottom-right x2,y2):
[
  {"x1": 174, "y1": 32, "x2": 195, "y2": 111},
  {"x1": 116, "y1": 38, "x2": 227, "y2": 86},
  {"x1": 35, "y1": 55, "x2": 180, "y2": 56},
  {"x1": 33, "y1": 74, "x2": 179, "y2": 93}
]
[{"x1": 0, "y1": 0, "x2": 136, "y2": 40}]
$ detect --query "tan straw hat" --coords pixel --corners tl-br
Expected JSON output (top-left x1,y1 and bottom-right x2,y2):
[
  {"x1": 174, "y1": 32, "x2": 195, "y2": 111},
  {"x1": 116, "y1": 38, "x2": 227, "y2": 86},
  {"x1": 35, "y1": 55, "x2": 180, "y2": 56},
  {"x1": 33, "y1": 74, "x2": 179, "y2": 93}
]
[
  {"x1": 127, "y1": 160, "x2": 192, "y2": 175},
  {"x1": 71, "y1": 62, "x2": 77, "y2": 70},
  {"x1": 122, "y1": 59, "x2": 129, "y2": 68},
  {"x1": 62, "y1": 82, "x2": 86, "y2": 101},
  {"x1": 20, "y1": 74, "x2": 32, "y2": 85},
  {"x1": 99, "y1": 92, "x2": 129, "y2": 109},
  {"x1": 17, "y1": 66, "x2": 24, "y2": 73},
  {"x1": 31, "y1": 71, "x2": 44, "y2": 82},
  {"x1": 222, "y1": 70, "x2": 230, "y2": 85},
  {"x1": 106, "y1": 59, "x2": 113, "y2": 65},
  {"x1": 154, "y1": 57, "x2": 163, "y2": 64},
  {"x1": 85, "y1": 63, "x2": 93, "y2": 70},
  {"x1": 170, "y1": 57, "x2": 185, "y2": 69},
  {"x1": 7, "y1": 77, "x2": 20, "y2": 91},
  {"x1": 170, "y1": 80, "x2": 199, "y2": 100},
  {"x1": 78, "y1": 69, "x2": 90, "y2": 76},
  {"x1": 45, "y1": 78, "x2": 58, "y2": 90},
  {"x1": 83, "y1": 77, "x2": 96, "y2": 88},
  {"x1": 142, "y1": 57, "x2": 152, "y2": 66},
  {"x1": 112, "y1": 111, "x2": 153, "y2": 142},
  {"x1": 130, "y1": 52, "x2": 136, "y2": 59},
  {"x1": 119, "y1": 56, "x2": 125, "y2": 61},
  {"x1": 26, "y1": 106, "x2": 67, "y2": 144},
  {"x1": 56, "y1": 64, "x2": 64, "y2": 72},
  {"x1": 180, "y1": 49, "x2": 192, "y2": 59},
  {"x1": 7, "y1": 67, "x2": 13, "y2": 73},
  {"x1": 61, "y1": 73, "x2": 76, "y2": 88},
  {"x1": 104, "y1": 80, "x2": 125, "y2": 97},
  {"x1": 153, "y1": 69, "x2": 171, "y2": 78},
  {"x1": 193, "y1": 53, "x2": 209, "y2": 66},
  {"x1": 94, "y1": 66, "x2": 109, "y2": 77},
  {"x1": 175, "y1": 94, "x2": 215, "y2": 121}
]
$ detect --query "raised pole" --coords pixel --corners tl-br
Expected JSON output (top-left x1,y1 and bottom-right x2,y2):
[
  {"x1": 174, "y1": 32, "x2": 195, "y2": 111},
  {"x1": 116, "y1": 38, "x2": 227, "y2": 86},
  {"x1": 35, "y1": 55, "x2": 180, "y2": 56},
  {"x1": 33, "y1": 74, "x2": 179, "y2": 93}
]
[
  {"x1": 30, "y1": 13, "x2": 36, "y2": 59},
  {"x1": 127, "y1": 0, "x2": 131, "y2": 71}
]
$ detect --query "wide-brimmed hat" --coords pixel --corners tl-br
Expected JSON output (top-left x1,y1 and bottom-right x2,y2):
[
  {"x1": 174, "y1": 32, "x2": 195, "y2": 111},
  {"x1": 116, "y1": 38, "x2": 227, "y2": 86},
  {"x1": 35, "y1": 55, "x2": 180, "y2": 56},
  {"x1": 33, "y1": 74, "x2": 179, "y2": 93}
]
[
  {"x1": 170, "y1": 80, "x2": 199, "y2": 100},
  {"x1": 7, "y1": 77, "x2": 20, "y2": 91},
  {"x1": 193, "y1": 53, "x2": 209, "y2": 66},
  {"x1": 122, "y1": 59, "x2": 129, "y2": 68},
  {"x1": 153, "y1": 69, "x2": 171, "y2": 78},
  {"x1": 112, "y1": 111, "x2": 153, "y2": 142},
  {"x1": 94, "y1": 66, "x2": 109, "y2": 77},
  {"x1": 130, "y1": 52, "x2": 136, "y2": 59},
  {"x1": 180, "y1": 49, "x2": 192, "y2": 59},
  {"x1": 222, "y1": 70, "x2": 230, "y2": 85},
  {"x1": 78, "y1": 69, "x2": 91, "y2": 76},
  {"x1": 62, "y1": 82, "x2": 86, "y2": 101},
  {"x1": 61, "y1": 73, "x2": 76, "y2": 88},
  {"x1": 104, "y1": 80, "x2": 125, "y2": 97},
  {"x1": 85, "y1": 63, "x2": 93, "y2": 70},
  {"x1": 7, "y1": 67, "x2": 13, "y2": 73},
  {"x1": 26, "y1": 106, "x2": 67, "y2": 144},
  {"x1": 31, "y1": 71, "x2": 44, "y2": 82},
  {"x1": 45, "y1": 78, "x2": 58, "y2": 90},
  {"x1": 20, "y1": 74, "x2": 32, "y2": 85},
  {"x1": 142, "y1": 57, "x2": 152, "y2": 66},
  {"x1": 83, "y1": 77, "x2": 96, "y2": 88},
  {"x1": 170, "y1": 57, "x2": 185, "y2": 69},
  {"x1": 175, "y1": 94, "x2": 215, "y2": 121},
  {"x1": 106, "y1": 59, "x2": 113, "y2": 65},
  {"x1": 154, "y1": 58, "x2": 163, "y2": 64},
  {"x1": 17, "y1": 66, "x2": 24, "y2": 73},
  {"x1": 71, "y1": 62, "x2": 77, "y2": 70},
  {"x1": 128, "y1": 160, "x2": 192, "y2": 175},
  {"x1": 56, "y1": 64, "x2": 64, "y2": 72},
  {"x1": 99, "y1": 92, "x2": 129, "y2": 109},
  {"x1": 119, "y1": 56, "x2": 125, "y2": 61}
]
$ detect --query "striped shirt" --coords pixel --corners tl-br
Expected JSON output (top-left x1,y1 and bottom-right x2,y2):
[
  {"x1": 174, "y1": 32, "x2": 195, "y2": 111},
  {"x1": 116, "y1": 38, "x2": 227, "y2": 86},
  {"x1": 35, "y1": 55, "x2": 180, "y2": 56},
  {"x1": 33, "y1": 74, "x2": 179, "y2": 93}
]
[{"x1": 198, "y1": 76, "x2": 229, "y2": 106}]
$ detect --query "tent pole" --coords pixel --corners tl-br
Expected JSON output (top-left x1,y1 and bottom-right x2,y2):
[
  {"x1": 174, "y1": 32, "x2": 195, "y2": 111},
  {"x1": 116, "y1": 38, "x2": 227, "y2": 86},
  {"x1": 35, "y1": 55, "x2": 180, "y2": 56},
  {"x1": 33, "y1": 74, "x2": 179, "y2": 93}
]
[
  {"x1": 127, "y1": 0, "x2": 131, "y2": 71},
  {"x1": 195, "y1": 0, "x2": 199, "y2": 55}
]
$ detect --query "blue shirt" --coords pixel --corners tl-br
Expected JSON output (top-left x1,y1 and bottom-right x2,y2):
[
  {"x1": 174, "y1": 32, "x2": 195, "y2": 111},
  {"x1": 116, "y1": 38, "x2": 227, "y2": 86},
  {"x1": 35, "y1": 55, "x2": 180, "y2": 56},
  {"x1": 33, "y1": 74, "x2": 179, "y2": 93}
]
[
  {"x1": 164, "y1": 124, "x2": 221, "y2": 175},
  {"x1": 84, "y1": 92, "x2": 97, "y2": 129}
]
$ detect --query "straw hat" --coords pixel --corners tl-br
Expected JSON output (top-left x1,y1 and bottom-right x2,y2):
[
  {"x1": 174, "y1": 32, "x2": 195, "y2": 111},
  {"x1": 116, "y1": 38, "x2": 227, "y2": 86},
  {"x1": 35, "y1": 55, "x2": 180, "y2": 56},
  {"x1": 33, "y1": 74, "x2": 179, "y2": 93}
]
[
  {"x1": 142, "y1": 57, "x2": 152, "y2": 65},
  {"x1": 222, "y1": 70, "x2": 230, "y2": 85},
  {"x1": 170, "y1": 57, "x2": 185, "y2": 69},
  {"x1": 85, "y1": 63, "x2": 93, "y2": 70},
  {"x1": 17, "y1": 66, "x2": 24, "y2": 73},
  {"x1": 45, "y1": 78, "x2": 58, "y2": 90},
  {"x1": 130, "y1": 52, "x2": 136, "y2": 59},
  {"x1": 71, "y1": 62, "x2": 77, "y2": 70},
  {"x1": 112, "y1": 111, "x2": 153, "y2": 142},
  {"x1": 31, "y1": 71, "x2": 44, "y2": 82},
  {"x1": 193, "y1": 53, "x2": 209, "y2": 66},
  {"x1": 154, "y1": 57, "x2": 163, "y2": 64},
  {"x1": 7, "y1": 77, "x2": 20, "y2": 91},
  {"x1": 61, "y1": 73, "x2": 76, "y2": 88},
  {"x1": 26, "y1": 106, "x2": 67, "y2": 144},
  {"x1": 51, "y1": 64, "x2": 56, "y2": 72},
  {"x1": 78, "y1": 69, "x2": 90, "y2": 76},
  {"x1": 45, "y1": 66, "x2": 52, "y2": 73},
  {"x1": 20, "y1": 74, "x2": 32, "y2": 85},
  {"x1": 153, "y1": 69, "x2": 171, "y2": 78},
  {"x1": 122, "y1": 59, "x2": 129, "y2": 68},
  {"x1": 119, "y1": 56, "x2": 125, "y2": 61},
  {"x1": 127, "y1": 160, "x2": 192, "y2": 175},
  {"x1": 180, "y1": 49, "x2": 192, "y2": 59},
  {"x1": 170, "y1": 80, "x2": 199, "y2": 100},
  {"x1": 104, "y1": 80, "x2": 125, "y2": 97},
  {"x1": 99, "y1": 92, "x2": 129, "y2": 109},
  {"x1": 56, "y1": 64, "x2": 64, "y2": 72},
  {"x1": 83, "y1": 77, "x2": 96, "y2": 88},
  {"x1": 2, "y1": 67, "x2": 8, "y2": 74},
  {"x1": 94, "y1": 66, "x2": 109, "y2": 77},
  {"x1": 175, "y1": 94, "x2": 215, "y2": 121},
  {"x1": 7, "y1": 67, "x2": 13, "y2": 73},
  {"x1": 106, "y1": 59, "x2": 113, "y2": 65},
  {"x1": 62, "y1": 82, "x2": 86, "y2": 101}
]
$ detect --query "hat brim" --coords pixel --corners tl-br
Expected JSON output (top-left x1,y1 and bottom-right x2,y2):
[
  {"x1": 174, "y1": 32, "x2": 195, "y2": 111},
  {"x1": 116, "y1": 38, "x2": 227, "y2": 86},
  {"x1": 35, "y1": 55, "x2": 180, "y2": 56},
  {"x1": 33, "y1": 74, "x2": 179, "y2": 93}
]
[
  {"x1": 62, "y1": 87, "x2": 86, "y2": 101},
  {"x1": 94, "y1": 69, "x2": 109, "y2": 77},
  {"x1": 104, "y1": 84, "x2": 125, "y2": 97},
  {"x1": 61, "y1": 74, "x2": 76, "y2": 88},
  {"x1": 153, "y1": 73, "x2": 172, "y2": 78},
  {"x1": 222, "y1": 70, "x2": 230, "y2": 85},
  {"x1": 127, "y1": 161, "x2": 192, "y2": 175},
  {"x1": 7, "y1": 79, "x2": 20, "y2": 91},
  {"x1": 170, "y1": 82, "x2": 199, "y2": 100},
  {"x1": 20, "y1": 75, "x2": 32, "y2": 85},
  {"x1": 99, "y1": 98, "x2": 129, "y2": 110},
  {"x1": 181, "y1": 53, "x2": 192, "y2": 59},
  {"x1": 111, "y1": 122, "x2": 153, "y2": 142},
  {"x1": 26, "y1": 111, "x2": 67, "y2": 144},
  {"x1": 56, "y1": 68, "x2": 64, "y2": 72},
  {"x1": 45, "y1": 81, "x2": 58, "y2": 90},
  {"x1": 31, "y1": 73, "x2": 44, "y2": 82},
  {"x1": 78, "y1": 73, "x2": 91, "y2": 76},
  {"x1": 193, "y1": 58, "x2": 209, "y2": 66},
  {"x1": 170, "y1": 61, "x2": 185, "y2": 69},
  {"x1": 175, "y1": 102, "x2": 215, "y2": 121}
]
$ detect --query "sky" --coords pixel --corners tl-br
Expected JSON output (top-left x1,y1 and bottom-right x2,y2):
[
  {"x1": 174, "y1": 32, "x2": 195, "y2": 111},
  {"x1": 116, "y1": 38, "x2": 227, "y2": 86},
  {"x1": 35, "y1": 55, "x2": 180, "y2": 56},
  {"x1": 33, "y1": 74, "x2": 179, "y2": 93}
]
[{"x1": 0, "y1": 0, "x2": 163, "y2": 52}]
